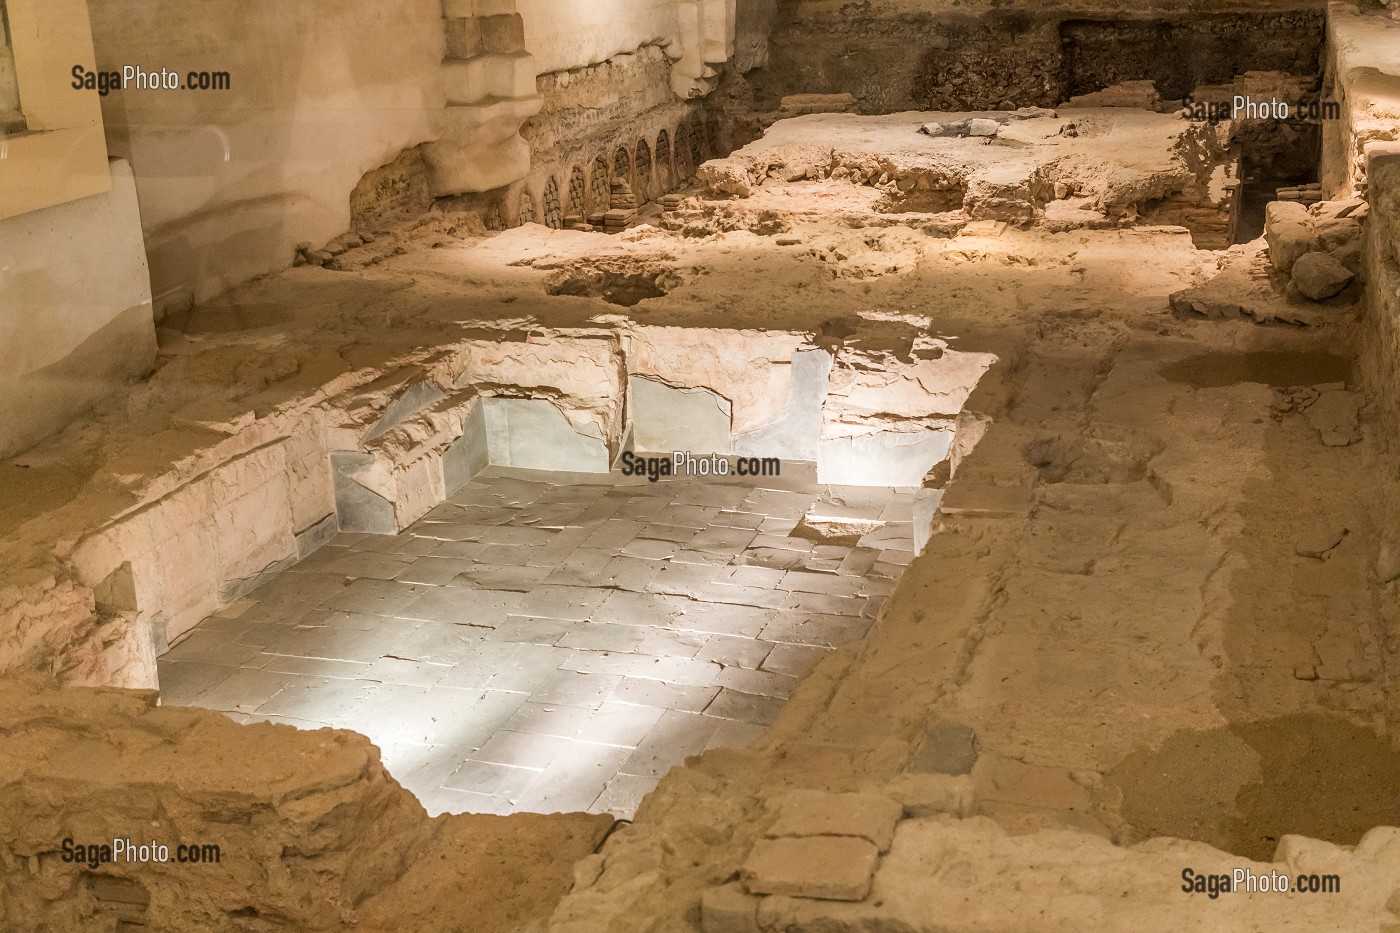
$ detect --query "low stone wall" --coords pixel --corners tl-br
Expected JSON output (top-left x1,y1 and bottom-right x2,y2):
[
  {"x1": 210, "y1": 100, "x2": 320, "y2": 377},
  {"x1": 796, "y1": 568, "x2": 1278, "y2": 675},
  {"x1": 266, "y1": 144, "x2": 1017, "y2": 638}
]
[{"x1": 0, "y1": 677, "x2": 611, "y2": 932}]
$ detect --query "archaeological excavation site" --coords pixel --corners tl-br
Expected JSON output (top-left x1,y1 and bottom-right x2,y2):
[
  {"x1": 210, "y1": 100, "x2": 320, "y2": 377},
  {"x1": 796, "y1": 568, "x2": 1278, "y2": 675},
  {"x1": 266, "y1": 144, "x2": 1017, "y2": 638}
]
[{"x1": 6, "y1": 0, "x2": 1400, "y2": 929}]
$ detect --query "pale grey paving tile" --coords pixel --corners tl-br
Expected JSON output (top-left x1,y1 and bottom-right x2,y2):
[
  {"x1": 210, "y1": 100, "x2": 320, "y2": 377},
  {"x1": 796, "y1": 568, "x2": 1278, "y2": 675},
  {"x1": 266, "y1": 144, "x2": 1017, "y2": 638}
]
[
  {"x1": 255, "y1": 675, "x2": 376, "y2": 723},
  {"x1": 636, "y1": 628, "x2": 707, "y2": 660},
  {"x1": 560, "y1": 652, "x2": 661, "y2": 678},
  {"x1": 811, "y1": 544, "x2": 853, "y2": 562},
  {"x1": 620, "y1": 537, "x2": 678, "y2": 560},
  {"x1": 879, "y1": 491, "x2": 917, "y2": 523},
  {"x1": 859, "y1": 577, "x2": 896, "y2": 597},
  {"x1": 258, "y1": 655, "x2": 372, "y2": 679},
  {"x1": 543, "y1": 547, "x2": 617, "y2": 586},
  {"x1": 458, "y1": 689, "x2": 532, "y2": 738},
  {"x1": 780, "y1": 591, "x2": 868, "y2": 617},
  {"x1": 394, "y1": 556, "x2": 478, "y2": 586},
  {"x1": 620, "y1": 710, "x2": 723, "y2": 778},
  {"x1": 535, "y1": 526, "x2": 591, "y2": 559},
  {"x1": 376, "y1": 741, "x2": 465, "y2": 790},
  {"x1": 425, "y1": 541, "x2": 488, "y2": 561},
  {"x1": 503, "y1": 701, "x2": 595, "y2": 739},
  {"x1": 444, "y1": 759, "x2": 541, "y2": 797},
  {"x1": 596, "y1": 556, "x2": 661, "y2": 592},
  {"x1": 687, "y1": 526, "x2": 759, "y2": 556},
  {"x1": 706, "y1": 719, "x2": 769, "y2": 752},
  {"x1": 719, "y1": 565, "x2": 786, "y2": 590},
  {"x1": 581, "y1": 702, "x2": 666, "y2": 748},
  {"x1": 761, "y1": 643, "x2": 830, "y2": 679},
  {"x1": 581, "y1": 518, "x2": 647, "y2": 549},
  {"x1": 485, "y1": 644, "x2": 576, "y2": 693},
  {"x1": 654, "y1": 504, "x2": 719, "y2": 529},
  {"x1": 631, "y1": 656, "x2": 723, "y2": 686},
  {"x1": 704, "y1": 688, "x2": 785, "y2": 726},
  {"x1": 514, "y1": 742, "x2": 632, "y2": 813},
  {"x1": 760, "y1": 613, "x2": 870, "y2": 648},
  {"x1": 416, "y1": 501, "x2": 470, "y2": 523},
  {"x1": 157, "y1": 660, "x2": 236, "y2": 705},
  {"x1": 738, "y1": 547, "x2": 807, "y2": 571},
  {"x1": 757, "y1": 517, "x2": 800, "y2": 535},
  {"x1": 801, "y1": 558, "x2": 844, "y2": 573},
  {"x1": 438, "y1": 642, "x2": 535, "y2": 690},
  {"x1": 487, "y1": 616, "x2": 573, "y2": 645},
  {"x1": 695, "y1": 634, "x2": 774, "y2": 670},
  {"x1": 862, "y1": 596, "x2": 888, "y2": 620},
  {"x1": 647, "y1": 562, "x2": 720, "y2": 598},
  {"x1": 315, "y1": 550, "x2": 415, "y2": 580},
  {"x1": 345, "y1": 683, "x2": 494, "y2": 747},
  {"x1": 592, "y1": 591, "x2": 688, "y2": 628},
  {"x1": 613, "y1": 497, "x2": 671, "y2": 522},
  {"x1": 713, "y1": 510, "x2": 766, "y2": 529},
  {"x1": 471, "y1": 730, "x2": 570, "y2": 770},
  {"x1": 297, "y1": 609, "x2": 394, "y2": 631},
  {"x1": 189, "y1": 669, "x2": 310, "y2": 714},
  {"x1": 716, "y1": 667, "x2": 800, "y2": 699},
  {"x1": 592, "y1": 773, "x2": 660, "y2": 818},
  {"x1": 163, "y1": 631, "x2": 270, "y2": 668},
  {"x1": 811, "y1": 487, "x2": 895, "y2": 521},
  {"x1": 609, "y1": 677, "x2": 721, "y2": 712},
  {"x1": 751, "y1": 533, "x2": 815, "y2": 553},
  {"x1": 251, "y1": 572, "x2": 351, "y2": 611},
  {"x1": 638, "y1": 523, "x2": 698, "y2": 545},
  {"x1": 575, "y1": 497, "x2": 628, "y2": 524},
  {"x1": 383, "y1": 620, "x2": 489, "y2": 665},
  {"x1": 857, "y1": 523, "x2": 914, "y2": 550},
  {"x1": 533, "y1": 671, "x2": 624, "y2": 708},
  {"x1": 515, "y1": 584, "x2": 611, "y2": 622},
  {"x1": 700, "y1": 583, "x2": 788, "y2": 609},
  {"x1": 557, "y1": 622, "x2": 651, "y2": 653},
  {"x1": 477, "y1": 525, "x2": 560, "y2": 547},
  {"x1": 673, "y1": 485, "x2": 750, "y2": 510},
  {"x1": 325, "y1": 579, "x2": 428, "y2": 616},
  {"x1": 742, "y1": 488, "x2": 817, "y2": 520},
  {"x1": 673, "y1": 602, "x2": 772, "y2": 638},
  {"x1": 870, "y1": 560, "x2": 904, "y2": 580},
  {"x1": 262, "y1": 622, "x2": 405, "y2": 664},
  {"x1": 449, "y1": 564, "x2": 552, "y2": 591},
  {"x1": 475, "y1": 544, "x2": 552, "y2": 567},
  {"x1": 362, "y1": 656, "x2": 453, "y2": 688},
  {"x1": 878, "y1": 548, "x2": 915, "y2": 567},
  {"x1": 777, "y1": 571, "x2": 866, "y2": 598},
  {"x1": 400, "y1": 587, "x2": 523, "y2": 626},
  {"x1": 232, "y1": 621, "x2": 300, "y2": 649},
  {"x1": 671, "y1": 549, "x2": 732, "y2": 567}
]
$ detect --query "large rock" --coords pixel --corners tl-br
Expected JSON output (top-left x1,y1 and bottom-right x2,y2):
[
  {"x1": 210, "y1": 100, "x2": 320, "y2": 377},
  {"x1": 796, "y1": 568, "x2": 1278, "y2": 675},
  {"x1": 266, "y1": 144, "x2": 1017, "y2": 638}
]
[
  {"x1": 741, "y1": 836, "x2": 880, "y2": 901},
  {"x1": 1291, "y1": 251, "x2": 1356, "y2": 300},
  {"x1": 1267, "y1": 219, "x2": 1320, "y2": 273}
]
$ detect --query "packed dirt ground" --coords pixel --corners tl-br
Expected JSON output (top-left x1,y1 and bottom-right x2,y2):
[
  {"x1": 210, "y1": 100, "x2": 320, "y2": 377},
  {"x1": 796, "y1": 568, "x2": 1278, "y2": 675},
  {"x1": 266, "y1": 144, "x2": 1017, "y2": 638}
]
[{"x1": 4, "y1": 103, "x2": 1400, "y2": 930}]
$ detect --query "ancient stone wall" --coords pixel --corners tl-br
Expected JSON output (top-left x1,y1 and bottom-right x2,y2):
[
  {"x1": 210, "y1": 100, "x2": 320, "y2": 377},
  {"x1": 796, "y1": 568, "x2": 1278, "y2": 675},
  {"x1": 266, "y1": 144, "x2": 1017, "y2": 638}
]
[
  {"x1": 0, "y1": 678, "x2": 611, "y2": 932},
  {"x1": 86, "y1": 0, "x2": 446, "y2": 317},
  {"x1": 753, "y1": 2, "x2": 1324, "y2": 113}
]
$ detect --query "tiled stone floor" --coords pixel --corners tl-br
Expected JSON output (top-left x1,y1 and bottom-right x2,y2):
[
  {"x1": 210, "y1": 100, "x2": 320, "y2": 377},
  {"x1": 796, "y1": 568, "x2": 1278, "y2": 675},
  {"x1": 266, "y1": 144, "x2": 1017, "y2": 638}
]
[{"x1": 158, "y1": 464, "x2": 914, "y2": 818}]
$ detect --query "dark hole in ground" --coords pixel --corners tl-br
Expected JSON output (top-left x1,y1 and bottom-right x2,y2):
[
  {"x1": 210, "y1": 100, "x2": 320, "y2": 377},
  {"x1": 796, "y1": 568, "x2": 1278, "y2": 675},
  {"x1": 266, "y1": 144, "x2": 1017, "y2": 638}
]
[
  {"x1": 545, "y1": 266, "x2": 677, "y2": 307},
  {"x1": 1159, "y1": 351, "x2": 1351, "y2": 389}
]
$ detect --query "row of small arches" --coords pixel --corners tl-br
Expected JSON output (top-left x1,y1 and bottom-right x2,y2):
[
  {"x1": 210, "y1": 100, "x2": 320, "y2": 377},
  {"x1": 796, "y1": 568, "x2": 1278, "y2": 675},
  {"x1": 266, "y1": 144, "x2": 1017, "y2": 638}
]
[{"x1": 515, "y1": 114, "x2": 716, "y2": 229}]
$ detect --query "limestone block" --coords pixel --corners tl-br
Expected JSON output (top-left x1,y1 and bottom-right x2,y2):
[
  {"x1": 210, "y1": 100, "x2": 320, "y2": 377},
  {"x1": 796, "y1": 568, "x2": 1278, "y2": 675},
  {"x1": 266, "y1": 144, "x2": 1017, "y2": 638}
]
[
  {"x1": 1314, "y1": 216, "x2": 1363, "y2": 253},
  {"x1": 967, "y1": 119, "x2": 1001, "y2": 138},
  {"x1": 1291, "y1": 251, "x2": 1355, "y2": 300},
  {"x1": 701, "y1": 882, "x2": 761, "y2": 933},
  {"x1": 883, "y1": 773, "x2": 977, "y2": 818},
  {"x1": 767, "y1": 790, "x2": 903, "y2": 852},
  {"x1": 1265, "y1": 200, "x2": 1310, "y2": 228},
  {"x1": 630, "y1": 376, "x2": 733, "y2": 455},
  {"x1": 741, "y1": 836, "x2": 879, "y2": 901},
  {"x1": 1267, "y1": 220, "x2": 1321, "y2": 273}
]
